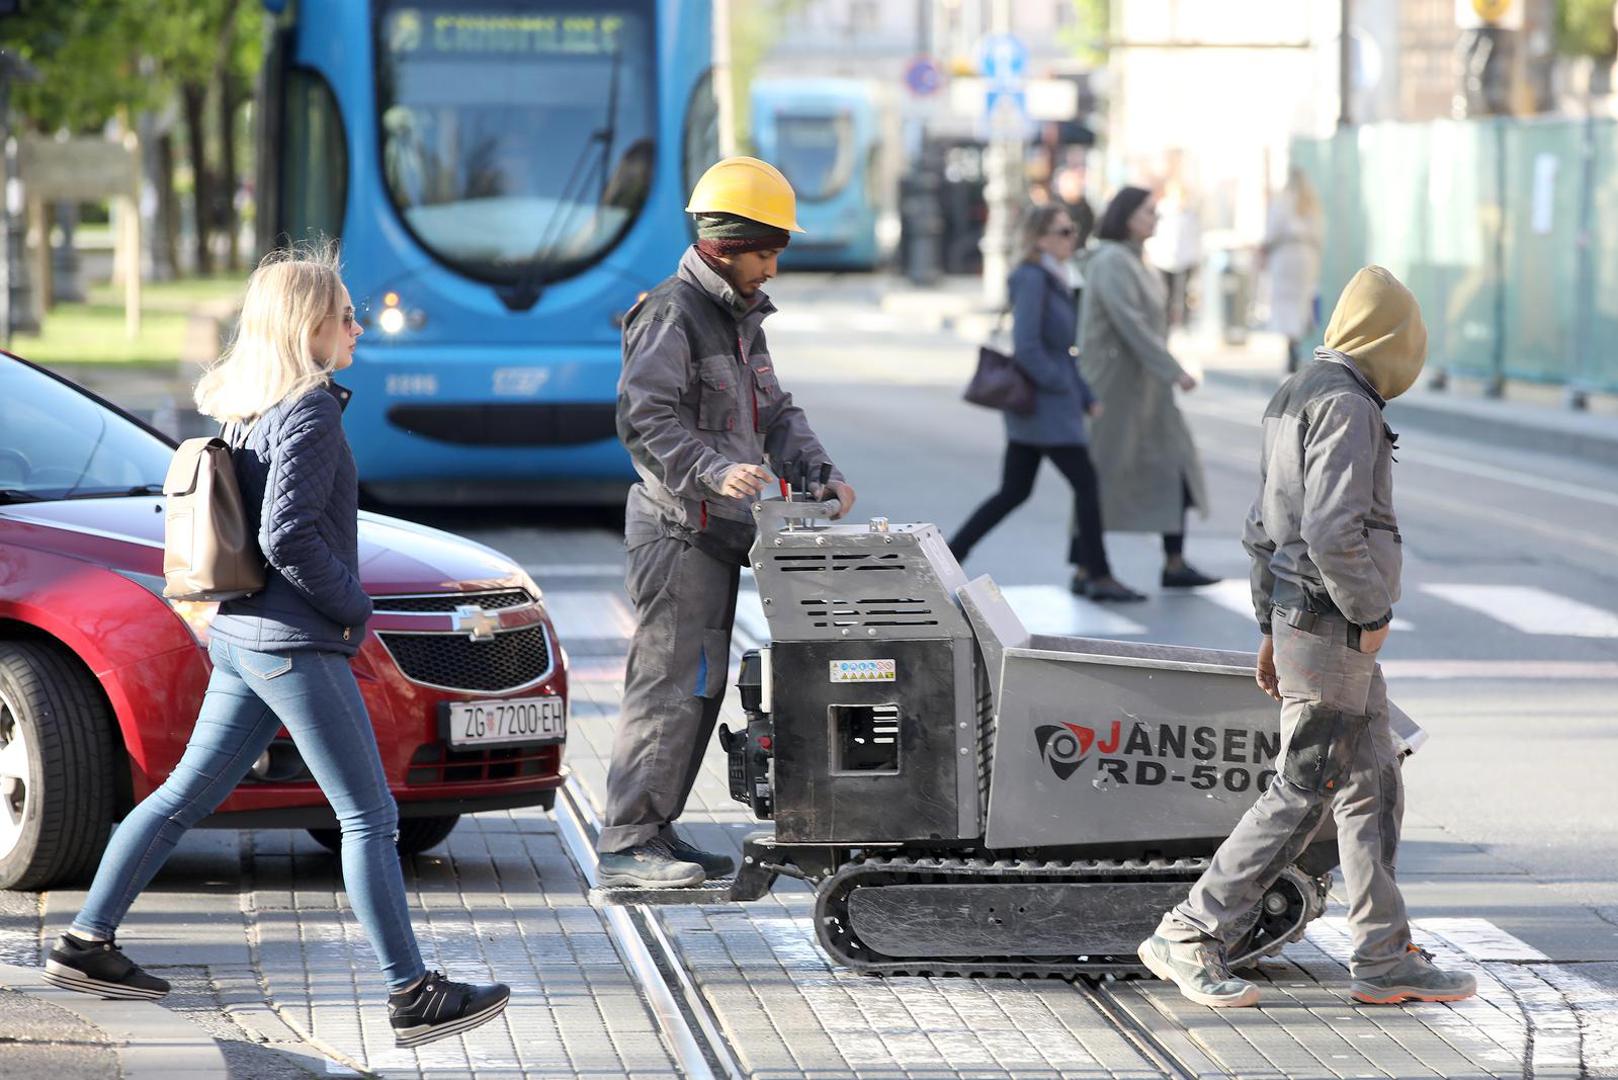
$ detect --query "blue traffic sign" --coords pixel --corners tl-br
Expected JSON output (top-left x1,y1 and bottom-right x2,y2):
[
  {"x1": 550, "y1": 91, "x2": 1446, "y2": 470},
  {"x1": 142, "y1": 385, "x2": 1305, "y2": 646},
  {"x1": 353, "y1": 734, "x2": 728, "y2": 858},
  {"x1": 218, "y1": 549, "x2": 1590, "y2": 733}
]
[
  {"x1": 979, "y1": 33, "x2": 1028, "y2": 87},
  {"x1": 904, "y1": 56, "x2": 943, "y2": 97}
]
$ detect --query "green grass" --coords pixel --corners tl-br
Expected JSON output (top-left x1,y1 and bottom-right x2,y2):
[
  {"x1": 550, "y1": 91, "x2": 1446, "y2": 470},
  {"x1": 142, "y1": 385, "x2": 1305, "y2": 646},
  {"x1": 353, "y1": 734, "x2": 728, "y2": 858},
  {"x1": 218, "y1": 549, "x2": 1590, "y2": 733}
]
[{"x1": 8, "y1": 274, "x2": 247, "y2": 367}]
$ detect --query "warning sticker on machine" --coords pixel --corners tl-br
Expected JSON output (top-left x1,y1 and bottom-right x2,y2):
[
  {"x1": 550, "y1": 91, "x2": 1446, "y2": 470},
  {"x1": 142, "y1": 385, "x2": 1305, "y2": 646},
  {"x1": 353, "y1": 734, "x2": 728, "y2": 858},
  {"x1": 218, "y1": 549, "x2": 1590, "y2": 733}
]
[{"x1": 829, "y1": 659, "x2": 896, "y2": 683}]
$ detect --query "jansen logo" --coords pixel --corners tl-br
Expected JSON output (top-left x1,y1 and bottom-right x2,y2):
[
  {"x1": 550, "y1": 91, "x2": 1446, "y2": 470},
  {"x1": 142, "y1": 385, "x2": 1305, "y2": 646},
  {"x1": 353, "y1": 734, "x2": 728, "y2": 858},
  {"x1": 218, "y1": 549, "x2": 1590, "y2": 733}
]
[
  {"x1": 1033, "y1": 717, "x2": 1283, "y2": 793},
  {"x1": 1034, "y1": 721, "x2": 1119, "y2": 780}
]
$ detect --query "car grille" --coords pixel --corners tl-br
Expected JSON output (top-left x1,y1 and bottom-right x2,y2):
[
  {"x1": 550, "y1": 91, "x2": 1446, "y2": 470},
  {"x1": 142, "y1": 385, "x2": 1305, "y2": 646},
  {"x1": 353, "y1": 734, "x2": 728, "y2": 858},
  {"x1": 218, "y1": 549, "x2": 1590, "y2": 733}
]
[
  {"x1": 406, "y1": 742, "x2": 559, "y2": 786},
  {"x1": 378, "y1": 625, "x2": 552, "y2": 692},
  {"x1": 372, "y1": 590, "x2": 533, "y2": 614}
]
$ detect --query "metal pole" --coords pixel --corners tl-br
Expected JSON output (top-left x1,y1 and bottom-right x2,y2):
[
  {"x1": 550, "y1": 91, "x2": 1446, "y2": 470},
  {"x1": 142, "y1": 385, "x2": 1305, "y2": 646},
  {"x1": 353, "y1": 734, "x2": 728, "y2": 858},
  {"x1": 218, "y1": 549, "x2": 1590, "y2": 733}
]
[
  {"x1": 1337, "y1": 0, "x2": 1352, "y2": 129},
  {"x1": 712, "y1": 0, "x2": 737, "y2": 157},
  {"x1": 1566, "y1": 111, "x2": 1596, "y2": 410},
  {"x1": 980, "y1": 0, "x2": 1024, "y2": 307},
  {"x1": 1486, "y1": 118, "x2": 1506, "y2": 398}
]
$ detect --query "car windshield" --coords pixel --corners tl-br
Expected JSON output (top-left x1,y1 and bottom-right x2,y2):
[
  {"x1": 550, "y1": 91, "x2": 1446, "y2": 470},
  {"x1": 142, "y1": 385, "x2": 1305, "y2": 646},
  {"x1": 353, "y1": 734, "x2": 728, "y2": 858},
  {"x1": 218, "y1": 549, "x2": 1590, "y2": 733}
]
[
  {"x1": 775, "y1": 112, "x2": 855, "y2": 202},
  {"x1": 375, "y1": 2, "x2": 657, "y2": 285},
  {"x1": 0, "y1": 359, "x2": 171, "y2": 502}
]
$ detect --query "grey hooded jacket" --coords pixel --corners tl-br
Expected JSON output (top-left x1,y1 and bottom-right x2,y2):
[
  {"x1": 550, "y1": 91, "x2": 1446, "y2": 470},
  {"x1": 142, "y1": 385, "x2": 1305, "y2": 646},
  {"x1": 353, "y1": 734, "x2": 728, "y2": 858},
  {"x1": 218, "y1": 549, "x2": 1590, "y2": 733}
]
[
  {"x1": 210, "y1": 382, "x2": 372, "y2": 656},
  {"x1": 617, "y1": 246, "x2": 840, "y2": 554},
  {"x1": 1243, "y1": 350, "x2": 1402, "y2": 633}
]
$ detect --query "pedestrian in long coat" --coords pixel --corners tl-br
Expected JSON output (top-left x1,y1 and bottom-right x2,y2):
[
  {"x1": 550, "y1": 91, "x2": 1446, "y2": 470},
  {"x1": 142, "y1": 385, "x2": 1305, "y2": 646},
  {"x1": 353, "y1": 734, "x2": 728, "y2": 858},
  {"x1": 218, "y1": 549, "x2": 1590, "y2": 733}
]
[
  {"x1": 1263, "y1": 166, "x2": 1324, "y2": 373},
  {"x1": 1078, "y1": 186, "x2": 1218, "y2": 589}
]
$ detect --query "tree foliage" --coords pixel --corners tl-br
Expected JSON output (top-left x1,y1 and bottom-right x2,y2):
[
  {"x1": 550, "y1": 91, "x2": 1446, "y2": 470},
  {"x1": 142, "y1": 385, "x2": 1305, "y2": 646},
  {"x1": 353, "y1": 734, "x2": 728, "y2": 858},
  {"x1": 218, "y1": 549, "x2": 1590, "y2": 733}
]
[
  {"x1": 1556, "y1": 0, "x2": 1617, "y2": 60},
  {"x1": 1058, "y1": 0, "x2": 1110, "y2": 69},
  {"x1": 1, "y1": 0, "x2": 262, "y2": 132}
]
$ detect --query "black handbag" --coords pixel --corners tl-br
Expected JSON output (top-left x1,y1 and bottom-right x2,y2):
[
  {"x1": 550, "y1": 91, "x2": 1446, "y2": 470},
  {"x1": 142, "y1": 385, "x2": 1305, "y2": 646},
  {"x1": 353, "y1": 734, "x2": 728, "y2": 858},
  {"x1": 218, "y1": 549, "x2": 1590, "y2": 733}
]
[{"x1": 963, "y1": 310, "x2": 1037, "y2": 416}]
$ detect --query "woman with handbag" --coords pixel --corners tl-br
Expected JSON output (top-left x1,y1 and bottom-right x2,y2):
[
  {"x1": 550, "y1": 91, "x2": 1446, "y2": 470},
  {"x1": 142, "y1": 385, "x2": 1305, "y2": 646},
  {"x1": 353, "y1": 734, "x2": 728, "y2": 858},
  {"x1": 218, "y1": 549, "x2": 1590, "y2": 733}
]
[
  {"x1": 43, "y1": 247, "x2": 510, "y2": 1050},
  {"x1": 1080, "y1": 187, "x2": 1218, "y2": 590},
  {"x1": 950, "y1": 205, "x2": 1144, "y2": 602}
]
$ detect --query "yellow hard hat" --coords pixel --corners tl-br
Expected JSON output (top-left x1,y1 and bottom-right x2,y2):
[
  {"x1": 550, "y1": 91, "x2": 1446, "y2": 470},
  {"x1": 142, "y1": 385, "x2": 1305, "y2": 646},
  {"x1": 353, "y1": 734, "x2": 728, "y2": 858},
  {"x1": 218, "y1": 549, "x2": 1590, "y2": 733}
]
[{"x1": 685, "y1": 156, "x2": 805, "y2": 233}]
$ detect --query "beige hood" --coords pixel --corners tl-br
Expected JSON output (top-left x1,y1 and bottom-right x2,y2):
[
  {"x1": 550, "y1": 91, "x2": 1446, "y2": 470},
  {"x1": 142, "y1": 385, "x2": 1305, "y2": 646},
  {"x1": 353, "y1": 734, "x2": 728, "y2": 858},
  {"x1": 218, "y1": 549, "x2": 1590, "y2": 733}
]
[{"x1": 1322, "y1": 265, "x2": 1428, "y2": 400}]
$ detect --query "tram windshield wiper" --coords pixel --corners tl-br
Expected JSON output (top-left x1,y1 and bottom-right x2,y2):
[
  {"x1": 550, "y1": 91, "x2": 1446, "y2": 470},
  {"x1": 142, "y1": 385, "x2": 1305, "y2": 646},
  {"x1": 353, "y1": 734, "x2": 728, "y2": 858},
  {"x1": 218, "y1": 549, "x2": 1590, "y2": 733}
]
[{"x1": 498, "y1": 44, "x2": 626, "y2": 312}]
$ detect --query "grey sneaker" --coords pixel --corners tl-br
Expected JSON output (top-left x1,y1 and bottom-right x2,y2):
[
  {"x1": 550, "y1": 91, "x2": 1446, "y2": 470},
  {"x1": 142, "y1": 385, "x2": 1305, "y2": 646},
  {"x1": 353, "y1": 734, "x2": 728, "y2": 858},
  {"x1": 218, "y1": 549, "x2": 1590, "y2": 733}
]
[
  {"x1": 1351, "y1": 945, "x2": 1478, "y2": 1005},
  {"x1": 1137, "y1": 933, "x2": 1261, "y2": 1008},
  {"x1": 597, "y1": 839, "x2": 705, "y2": 888},
  {"x1": 661, "y1": 831, "x2": 735, "y2": 878}
]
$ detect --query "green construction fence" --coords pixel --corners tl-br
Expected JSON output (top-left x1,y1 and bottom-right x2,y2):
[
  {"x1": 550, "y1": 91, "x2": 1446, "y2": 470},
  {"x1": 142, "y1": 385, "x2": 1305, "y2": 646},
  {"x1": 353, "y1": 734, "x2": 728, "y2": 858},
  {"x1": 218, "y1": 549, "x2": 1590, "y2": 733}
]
[{"x1": 1292, "y1": 116, "x2": 1618, "y2": 394}]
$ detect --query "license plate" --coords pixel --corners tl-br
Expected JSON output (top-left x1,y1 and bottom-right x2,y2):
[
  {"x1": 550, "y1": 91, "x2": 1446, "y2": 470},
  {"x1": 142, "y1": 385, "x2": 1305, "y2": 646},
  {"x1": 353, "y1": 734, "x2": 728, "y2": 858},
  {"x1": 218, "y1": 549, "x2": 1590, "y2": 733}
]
[{"x1": 445, "y1": 697, "x2": 566, "y2": 748}]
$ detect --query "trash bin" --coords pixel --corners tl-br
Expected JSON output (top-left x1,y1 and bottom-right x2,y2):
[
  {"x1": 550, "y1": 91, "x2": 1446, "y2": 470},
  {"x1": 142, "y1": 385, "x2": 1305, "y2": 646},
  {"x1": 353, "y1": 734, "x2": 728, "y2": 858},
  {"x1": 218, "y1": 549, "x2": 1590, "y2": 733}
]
[
  {"x1": 899, "y1": 170, "x2": 943, "y2": 286},
  {"x1": 1216, "y1": 248, "x2": 1253, "y2": 346}
]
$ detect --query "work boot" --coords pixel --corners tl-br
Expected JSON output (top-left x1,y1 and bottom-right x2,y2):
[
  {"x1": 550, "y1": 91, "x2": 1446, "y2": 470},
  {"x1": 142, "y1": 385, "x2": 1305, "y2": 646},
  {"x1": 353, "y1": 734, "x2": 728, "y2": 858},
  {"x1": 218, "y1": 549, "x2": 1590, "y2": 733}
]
[
  {"x1": 597, "y1": 838, "x2": 705, "y2": 888},
  {"x1": 43, "y1": 933, "x2": 170, "y2": 1001},
  {"x1": 1350, "y1": 945, "x2": 1478, "y2": 1005},
  {"x1": 388, "y1": 970, "x2": 510, "y2": 1048},
  {"x1": 661, "y1": 830, "x2": 735, "y2": 879},
  {"x1": 1137, "y1": 934, "x2": 1261, "y2": 1008}
]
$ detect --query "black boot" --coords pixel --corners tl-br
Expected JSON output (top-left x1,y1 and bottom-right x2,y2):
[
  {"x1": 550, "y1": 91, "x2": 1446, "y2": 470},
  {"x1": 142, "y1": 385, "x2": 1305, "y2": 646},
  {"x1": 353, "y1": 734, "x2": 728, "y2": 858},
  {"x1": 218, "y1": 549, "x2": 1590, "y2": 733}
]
[
  {"x1": 1085, "y1": 577, "x2": 1147, "y2": 603},
  {"x1": 1162, "y1": 563, "x2": 1220, "y2": 589}
]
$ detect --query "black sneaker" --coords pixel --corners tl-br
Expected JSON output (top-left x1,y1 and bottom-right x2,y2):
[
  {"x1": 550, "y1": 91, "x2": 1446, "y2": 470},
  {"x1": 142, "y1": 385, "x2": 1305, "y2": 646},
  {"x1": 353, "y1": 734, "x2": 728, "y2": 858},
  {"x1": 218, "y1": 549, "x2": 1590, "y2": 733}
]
[
  {"x1": 388, "y1": 970, "x2": 510, "y2": 1048},
  {"x1": 661, "y1": 831, "x2": 735, "y2": 878},
  {"x1": 43, "y1": 933, "x2": 169, "y2": 1001}
]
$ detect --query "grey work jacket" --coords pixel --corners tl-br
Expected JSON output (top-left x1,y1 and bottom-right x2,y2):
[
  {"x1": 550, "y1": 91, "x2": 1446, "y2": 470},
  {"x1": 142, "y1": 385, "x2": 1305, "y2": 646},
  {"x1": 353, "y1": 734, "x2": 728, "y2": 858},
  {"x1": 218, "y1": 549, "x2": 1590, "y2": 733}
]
[
  {"x1": 1243, "y1": 350, "x2": 1402, "y2": 632},
  {"x1": 616, "y1": 247, "x2": 840, "y2": 556}
]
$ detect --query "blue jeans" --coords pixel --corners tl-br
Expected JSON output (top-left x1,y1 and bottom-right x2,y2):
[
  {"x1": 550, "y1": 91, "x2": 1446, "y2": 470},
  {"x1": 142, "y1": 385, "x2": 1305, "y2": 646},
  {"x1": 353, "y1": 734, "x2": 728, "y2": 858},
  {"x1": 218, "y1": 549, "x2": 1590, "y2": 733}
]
[{"x1": 73, "y1": 640, "x2": 426, "y2": 992}]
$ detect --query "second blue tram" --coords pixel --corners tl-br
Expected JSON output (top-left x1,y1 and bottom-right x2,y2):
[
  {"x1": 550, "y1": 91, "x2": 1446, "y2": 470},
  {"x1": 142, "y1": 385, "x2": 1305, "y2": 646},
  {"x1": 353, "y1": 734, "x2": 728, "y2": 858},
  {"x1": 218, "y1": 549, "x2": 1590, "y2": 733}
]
[{"x1": 750, "y1": 78, "x2": 887, "y2": 271}]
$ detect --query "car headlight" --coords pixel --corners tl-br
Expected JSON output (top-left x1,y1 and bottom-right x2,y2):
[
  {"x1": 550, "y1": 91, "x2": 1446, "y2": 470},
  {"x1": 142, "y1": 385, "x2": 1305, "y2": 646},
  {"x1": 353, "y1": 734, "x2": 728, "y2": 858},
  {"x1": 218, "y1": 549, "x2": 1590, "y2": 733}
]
[
  {"x1": 517, "y1": 569, "x2": 545, "y2": 605},
  {"x1": 166, "y1": 599, "x2": 219, "y2": 646}
]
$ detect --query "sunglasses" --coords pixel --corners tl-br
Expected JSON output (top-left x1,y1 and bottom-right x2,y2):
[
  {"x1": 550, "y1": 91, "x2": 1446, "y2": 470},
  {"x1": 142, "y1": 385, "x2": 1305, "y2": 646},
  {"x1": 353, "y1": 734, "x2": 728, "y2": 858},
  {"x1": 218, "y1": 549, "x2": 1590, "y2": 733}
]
[{"x1": 327, "y1": 308, "x2": 357, "y2": 329}]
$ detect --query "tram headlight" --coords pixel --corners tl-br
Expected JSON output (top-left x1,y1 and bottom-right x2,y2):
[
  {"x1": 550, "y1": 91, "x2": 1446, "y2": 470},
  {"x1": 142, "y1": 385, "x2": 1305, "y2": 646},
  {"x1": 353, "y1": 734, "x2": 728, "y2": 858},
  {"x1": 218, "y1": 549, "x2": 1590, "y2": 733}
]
[
  {"x1": 378, "y1": 305, "x2": 408, "y2": 334},
  {"x1": 376, "y1": 291, "x2": 425, "y2": 334}
]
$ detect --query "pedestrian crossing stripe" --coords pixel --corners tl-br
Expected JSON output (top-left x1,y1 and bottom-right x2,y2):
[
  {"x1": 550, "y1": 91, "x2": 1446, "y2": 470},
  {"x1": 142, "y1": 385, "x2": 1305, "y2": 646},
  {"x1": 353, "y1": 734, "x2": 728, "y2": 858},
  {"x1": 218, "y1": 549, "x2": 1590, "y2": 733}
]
[{"x1": 1421, "y1": 583, "x2": 1618, "y2": 638}]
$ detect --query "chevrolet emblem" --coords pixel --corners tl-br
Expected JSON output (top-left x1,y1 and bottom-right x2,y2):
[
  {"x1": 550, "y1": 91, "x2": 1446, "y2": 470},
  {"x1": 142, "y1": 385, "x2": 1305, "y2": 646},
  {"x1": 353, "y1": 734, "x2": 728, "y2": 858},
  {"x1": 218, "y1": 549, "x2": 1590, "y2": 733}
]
[{"x1": 451, "y1": 605, "x2": 500, "y2": 642}]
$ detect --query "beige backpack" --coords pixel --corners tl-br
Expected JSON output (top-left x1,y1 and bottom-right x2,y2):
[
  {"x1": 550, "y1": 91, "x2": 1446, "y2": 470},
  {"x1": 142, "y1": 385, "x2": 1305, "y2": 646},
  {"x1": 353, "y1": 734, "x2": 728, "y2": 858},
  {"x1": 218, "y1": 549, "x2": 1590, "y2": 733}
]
[{"x1": 162, "y1": 425, "x2": 265, "y2": 601}]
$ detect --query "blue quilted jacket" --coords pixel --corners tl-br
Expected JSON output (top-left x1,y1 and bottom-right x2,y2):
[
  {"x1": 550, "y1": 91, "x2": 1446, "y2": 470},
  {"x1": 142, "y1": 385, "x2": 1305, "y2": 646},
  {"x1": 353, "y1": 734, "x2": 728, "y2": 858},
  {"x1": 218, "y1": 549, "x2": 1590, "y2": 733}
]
[{"x1": 210, "y1": 383, "x2": 372, "y2": 656}]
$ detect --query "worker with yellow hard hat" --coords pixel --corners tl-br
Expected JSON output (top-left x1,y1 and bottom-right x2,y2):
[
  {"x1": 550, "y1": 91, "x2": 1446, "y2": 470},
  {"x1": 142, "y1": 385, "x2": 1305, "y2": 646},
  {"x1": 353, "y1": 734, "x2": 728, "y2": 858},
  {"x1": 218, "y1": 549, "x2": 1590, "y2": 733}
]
[{"x1": 597, "y1": 157, "x2": 856, "y2": 888}]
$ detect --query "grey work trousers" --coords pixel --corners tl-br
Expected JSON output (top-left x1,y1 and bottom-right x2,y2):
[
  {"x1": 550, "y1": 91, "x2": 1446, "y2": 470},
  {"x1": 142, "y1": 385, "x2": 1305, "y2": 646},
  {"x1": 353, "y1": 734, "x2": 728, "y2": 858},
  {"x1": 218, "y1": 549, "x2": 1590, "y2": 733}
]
[
  {"x1": 1158, "y1": 608, "x2": 1410, "y2": 978},
  {"x1": 598, "y1": 533, "x2": 740, "y2": 854}
]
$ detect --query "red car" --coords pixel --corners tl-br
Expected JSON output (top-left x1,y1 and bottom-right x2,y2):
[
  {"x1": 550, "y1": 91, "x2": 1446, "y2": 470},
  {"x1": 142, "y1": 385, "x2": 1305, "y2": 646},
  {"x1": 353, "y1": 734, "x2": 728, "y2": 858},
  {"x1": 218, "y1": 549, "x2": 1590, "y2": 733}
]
[{"x1": 0, "y1": 354, "x2": 568, "y2": 890}]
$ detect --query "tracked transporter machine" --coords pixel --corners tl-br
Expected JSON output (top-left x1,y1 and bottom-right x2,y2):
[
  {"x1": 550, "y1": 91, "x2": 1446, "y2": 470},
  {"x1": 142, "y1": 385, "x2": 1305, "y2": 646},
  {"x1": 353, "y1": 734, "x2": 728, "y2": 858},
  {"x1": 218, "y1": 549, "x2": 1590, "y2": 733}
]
[{"x1": 710, "y1": 496, "x2": 1425, "y2": 978}]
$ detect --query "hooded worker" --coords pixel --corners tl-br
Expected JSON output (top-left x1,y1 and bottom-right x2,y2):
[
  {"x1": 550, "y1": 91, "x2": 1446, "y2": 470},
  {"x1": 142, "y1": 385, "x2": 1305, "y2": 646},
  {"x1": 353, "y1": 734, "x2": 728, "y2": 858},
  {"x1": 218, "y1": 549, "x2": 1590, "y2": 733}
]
[
  {"x1": 1139, "y1": 266, "x2": 1478, "y2": 1009},
  {"x1": 597, "y1": 156, "x2": 856, "y2": 888}
]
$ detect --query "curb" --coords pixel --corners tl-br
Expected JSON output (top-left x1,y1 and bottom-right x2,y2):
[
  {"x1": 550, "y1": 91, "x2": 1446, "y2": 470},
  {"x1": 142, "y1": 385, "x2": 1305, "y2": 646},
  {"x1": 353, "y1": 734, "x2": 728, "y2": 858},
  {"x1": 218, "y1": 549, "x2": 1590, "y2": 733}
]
[
  {"x1": 1203, "y1": 368, "x2": 1618, "y2": 469},
  {"x1": 0, "y1": 961, "x2": 229, "y2": 1079}
]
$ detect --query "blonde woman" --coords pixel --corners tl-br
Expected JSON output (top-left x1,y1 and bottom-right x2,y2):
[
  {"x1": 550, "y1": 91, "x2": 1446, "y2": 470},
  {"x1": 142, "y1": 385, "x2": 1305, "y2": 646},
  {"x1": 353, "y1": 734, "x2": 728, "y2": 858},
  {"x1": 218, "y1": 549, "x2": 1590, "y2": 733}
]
[{"x1": 43, "y1": 247, "x2": 509, "y2": 1049}]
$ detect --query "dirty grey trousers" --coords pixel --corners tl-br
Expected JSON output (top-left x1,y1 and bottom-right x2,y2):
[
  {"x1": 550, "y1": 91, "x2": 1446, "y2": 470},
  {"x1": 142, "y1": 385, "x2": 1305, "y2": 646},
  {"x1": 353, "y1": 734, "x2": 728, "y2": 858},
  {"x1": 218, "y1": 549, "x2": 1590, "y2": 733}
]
[
  {"x1": 598, "y1": 533, "x2": 740, "y2": 854},
  {"x1": 1158, "y1": 608, "x2": 1411, "y2": 979}
]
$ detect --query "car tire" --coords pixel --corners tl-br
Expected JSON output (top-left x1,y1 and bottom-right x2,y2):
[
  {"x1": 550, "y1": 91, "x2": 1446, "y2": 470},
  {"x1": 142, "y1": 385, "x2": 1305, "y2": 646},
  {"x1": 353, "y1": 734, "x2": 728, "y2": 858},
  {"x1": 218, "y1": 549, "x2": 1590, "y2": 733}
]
[
  {"x1": 307, "y1": 814, "x2": 461, "y2": 858},
  {"x1": 0, "y1": 641, "x2": 117, "y2": 891}
]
